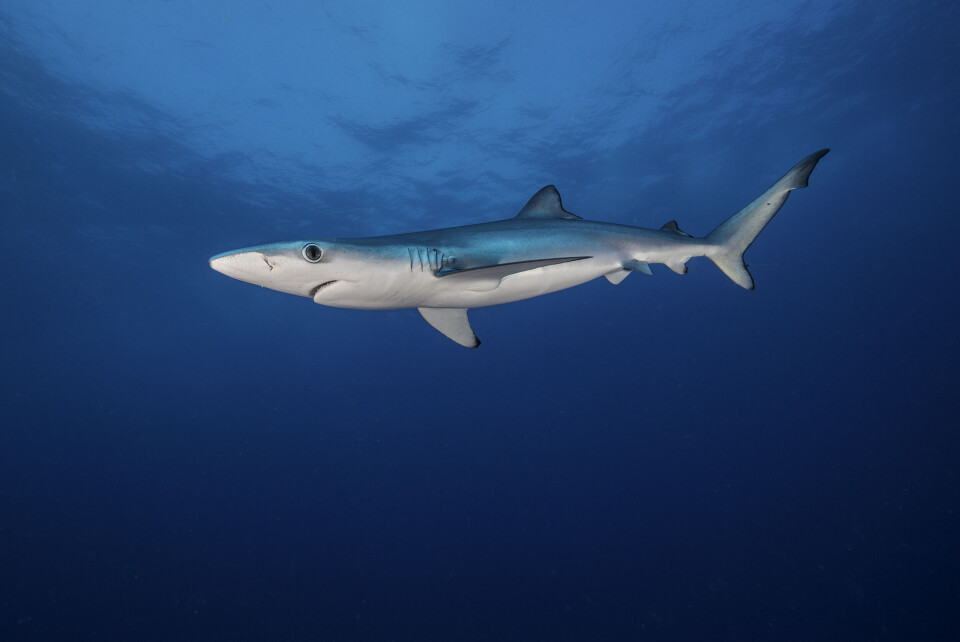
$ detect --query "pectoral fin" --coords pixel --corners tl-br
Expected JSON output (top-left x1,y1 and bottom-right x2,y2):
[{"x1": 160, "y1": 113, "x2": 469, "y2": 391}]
[
  {"x1": 418, "y1": 307, "x2": 480, "y2": 348},
  {"x1": 437, "y1": 256, "x2": 591, "y2": 291}
]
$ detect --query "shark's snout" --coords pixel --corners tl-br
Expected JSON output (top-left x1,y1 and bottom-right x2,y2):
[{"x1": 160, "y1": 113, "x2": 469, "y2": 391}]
[
  {"x1": 209, "y1": 250, "x2": 274, "y2": 284},
  {"x1": 209, "y1": 244, "x2": 326, "y2": 298}
]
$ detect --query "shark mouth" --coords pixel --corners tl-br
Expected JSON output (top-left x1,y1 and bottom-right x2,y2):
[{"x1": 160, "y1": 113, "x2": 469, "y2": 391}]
[{"x1": 309, "y1": 281, "x2": 339, "y2": 297}]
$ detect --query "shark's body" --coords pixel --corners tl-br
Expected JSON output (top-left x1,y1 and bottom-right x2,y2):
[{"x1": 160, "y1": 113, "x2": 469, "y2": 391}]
[{"x1": 211, "y1": 149, "x2": 829, "y2": 347}]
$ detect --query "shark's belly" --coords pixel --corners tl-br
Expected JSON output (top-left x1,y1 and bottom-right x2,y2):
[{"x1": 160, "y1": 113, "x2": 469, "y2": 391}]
[{"x1": 316, "y1": 257, "x2": 615, "y2": 310}]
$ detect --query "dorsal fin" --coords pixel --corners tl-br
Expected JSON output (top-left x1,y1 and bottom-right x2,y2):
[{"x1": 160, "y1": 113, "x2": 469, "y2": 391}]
[
  {"x1": 660, "y1": 220, "x2": 693, "y2": 237},
  {"x1": 516, "y1": 186, "x2": 582, "y2": 220}
]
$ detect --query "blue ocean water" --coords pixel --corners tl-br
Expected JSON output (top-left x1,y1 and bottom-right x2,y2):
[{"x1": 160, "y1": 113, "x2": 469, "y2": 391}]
[{"x1": 1, "y1": 1, "x2": 958, "y2": 639}]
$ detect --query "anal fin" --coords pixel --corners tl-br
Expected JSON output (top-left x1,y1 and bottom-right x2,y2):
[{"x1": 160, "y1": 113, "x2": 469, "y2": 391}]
[{"x1": 418, "y1": 307, "x2": 480, "y2": 348}]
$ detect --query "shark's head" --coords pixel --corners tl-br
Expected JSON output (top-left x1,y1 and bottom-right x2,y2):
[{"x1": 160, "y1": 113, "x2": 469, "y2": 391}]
[{"x1": 209, "y1": 240, "x2": 357, "y2": 301}]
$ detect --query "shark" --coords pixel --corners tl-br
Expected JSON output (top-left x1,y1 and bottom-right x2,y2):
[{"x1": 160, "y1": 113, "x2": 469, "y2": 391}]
[{"x1": 210, "y1": 149, "x2": 829, "y2": 347}]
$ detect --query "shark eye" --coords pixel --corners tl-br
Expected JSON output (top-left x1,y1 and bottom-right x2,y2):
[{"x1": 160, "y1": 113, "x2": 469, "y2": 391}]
[{"x1": 302, "y1": 244, "x2": 323, "y2": 262}]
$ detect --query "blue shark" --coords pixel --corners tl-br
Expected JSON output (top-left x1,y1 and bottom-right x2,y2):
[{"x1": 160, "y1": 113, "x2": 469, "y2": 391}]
[{"x1": 210, "y1": 149, "x2": 829, "y2": 347}]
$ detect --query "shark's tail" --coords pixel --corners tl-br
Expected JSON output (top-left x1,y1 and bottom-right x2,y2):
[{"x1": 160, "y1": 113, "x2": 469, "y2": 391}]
[{"x1": 705, "y1": 149, "x2": 829, "y2": 289}]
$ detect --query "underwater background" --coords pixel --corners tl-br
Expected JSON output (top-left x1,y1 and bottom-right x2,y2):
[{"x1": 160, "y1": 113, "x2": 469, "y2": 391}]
[{"x1": 1, "y1": 1, "x2": 958, "y2": 640}]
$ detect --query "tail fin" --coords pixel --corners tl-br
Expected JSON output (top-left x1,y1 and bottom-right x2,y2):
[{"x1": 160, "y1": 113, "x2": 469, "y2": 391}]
[{"x1": 706, "y1": 149, "x2": 829, "y2": 289}]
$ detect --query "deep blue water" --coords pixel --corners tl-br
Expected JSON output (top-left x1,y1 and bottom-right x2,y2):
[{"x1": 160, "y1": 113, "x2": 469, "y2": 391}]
[{"x1": 1, "y1": 1, "x2": 958, "y2": 640}]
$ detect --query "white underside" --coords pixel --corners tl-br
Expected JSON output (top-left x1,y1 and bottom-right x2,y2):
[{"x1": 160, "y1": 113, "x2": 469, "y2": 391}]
[{"x1": 313, "y1": 250, "x2": 695, "y2": 310}]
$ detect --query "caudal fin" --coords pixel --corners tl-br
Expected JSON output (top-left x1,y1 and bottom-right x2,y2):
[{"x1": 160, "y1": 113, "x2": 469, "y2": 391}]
[{"x1": 706, "y1": 149, "x2": 829, "y2": 289}]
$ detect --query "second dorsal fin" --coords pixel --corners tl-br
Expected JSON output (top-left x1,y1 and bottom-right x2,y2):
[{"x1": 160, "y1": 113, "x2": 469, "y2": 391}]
[
  {"x1": 660, "y1": 220, "x2": 693, "y2": 237},
  {"x1": 516, "y1": 186, "x2": 582, "y2": 220}
]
